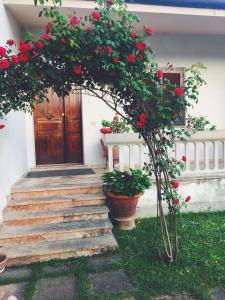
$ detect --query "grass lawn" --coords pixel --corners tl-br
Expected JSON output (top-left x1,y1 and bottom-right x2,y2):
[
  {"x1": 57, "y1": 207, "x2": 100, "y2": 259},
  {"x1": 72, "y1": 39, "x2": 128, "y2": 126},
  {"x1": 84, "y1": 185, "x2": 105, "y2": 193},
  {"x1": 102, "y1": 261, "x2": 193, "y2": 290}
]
[{"x1": 1, "y1": 211, "x2": 225, "y2": 300}]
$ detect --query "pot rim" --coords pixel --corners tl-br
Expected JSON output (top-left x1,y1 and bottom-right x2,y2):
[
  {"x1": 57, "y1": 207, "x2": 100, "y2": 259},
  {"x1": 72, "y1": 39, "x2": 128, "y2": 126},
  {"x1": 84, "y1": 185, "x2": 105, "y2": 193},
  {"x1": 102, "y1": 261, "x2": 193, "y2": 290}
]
[
  {"x1": 0, "y1": 254, "x2": 7, "y2": 264},
  {"x1": 107, "y1": 191, "x2": 142, "y2": 200}
]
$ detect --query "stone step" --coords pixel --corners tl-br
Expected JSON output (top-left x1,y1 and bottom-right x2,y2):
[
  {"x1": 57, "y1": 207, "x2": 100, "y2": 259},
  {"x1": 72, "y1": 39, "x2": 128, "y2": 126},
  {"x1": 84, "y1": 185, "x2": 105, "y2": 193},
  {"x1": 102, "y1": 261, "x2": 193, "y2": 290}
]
[
  {"x1": 0, "y1": 219, "x2": 113, "y2": 246},
  {"x1": 5, "y1": 192, "x2": 106, "y2": 212},
  {"x1": 3, "y1": 206, "x2": 109, "y2": 226},
  {"x1": 3, "y1": 234, "x2": 118, "y2": 266},
  {"x1": 11, "y1": 182, "x2": 103, "y2": 200}
]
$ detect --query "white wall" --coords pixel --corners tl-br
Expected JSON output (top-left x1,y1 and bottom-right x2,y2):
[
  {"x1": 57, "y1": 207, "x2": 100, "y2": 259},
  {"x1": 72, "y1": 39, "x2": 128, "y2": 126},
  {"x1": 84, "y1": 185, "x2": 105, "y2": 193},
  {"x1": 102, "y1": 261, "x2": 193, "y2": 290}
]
[{"x1": 0, "y1": 1, "x2": 36, "y2": 221}]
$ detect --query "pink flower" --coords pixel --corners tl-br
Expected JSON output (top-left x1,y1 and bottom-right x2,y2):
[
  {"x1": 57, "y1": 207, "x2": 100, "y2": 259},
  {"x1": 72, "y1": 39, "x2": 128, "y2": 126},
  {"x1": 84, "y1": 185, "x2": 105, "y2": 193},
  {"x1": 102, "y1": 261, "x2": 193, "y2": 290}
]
[
  {"x1": 128, "y1": 54, "x2": 135, "y2": 63},
  {"x1": 0, "y1": 46, "x2": 7, "y2": 57},
  {"x1": 35, "y1": 41, "x2": 44, "y2": 49},
  {"x1": 6, "y1": 39, "x2": 15, "y2": 46},
  {"x1": 0, "y1": 59, "x2": 10, "y2": 69},
  {"x1": 41, "y1": 34, "x2": 51, "y2": 41},
  {"x1": 70, "y1": 17, "x2": 80, "y2": 25},
  {"x1": 45, "y1": 23, "x2": 52, "y2": 33},
  {"x1": 113, "y1": 57, "x2": 119, "y2": 64},
  {"x1": 145, "y1": 27, "x2": 154, "y2": 35},
  {"x1": 7, "y1": 296, "x2": 18, "y2": 300},
  {"x1": 136, "y1": 41, "x2": 146, "y2": 51},
  {"x1": 155, "y1": 148, "x2": 161, "y2": 155},
  {"x1": 73, "y1": 65, "x2": 82, "y2": 75},
  {"x1": 175, "y1": 87, "x2": 183, "y2": 97},
  {"x1": 172, "y1": 181, "x2": 179, "y2": 189},
  {"x1": 0, "y1": 124, "x2": 5, "y2": 129},
  {"x1": 106, "y1": 45, "x2": 113, "y2": 54},
  {"x1": 185, "y1": 195, "x2": 191, "y2": 202},
  {"x1": 97, "y1": 46, "x2": 103, "y2": 54},
  {"x1": 107, "y1": 0, "x2": 113, "y2": 5},
  {"x1": 61, "y1": 38, "x2": 67, "y2": 44},
  {"x1": 138, "y1": 52, "x2": 143, "y2": 59},
  {"x1": 182, "y1": 155, "x2": 187, "y2": 162},
  {"x1": 11, "y1": 55, "x2": 19, "y2": 64},
  {"x1": 172, "y1": 198, "x2": 180, "y2": 205},
  {"x1": 156, "y1": 70, "x2": 163, "y2": 79},
  {"x1": 92, "y1": 11, "x2": 100, "y2": 21},
  {"x1": 131, "y1": 32, "x2": 136, "y2": 40}
]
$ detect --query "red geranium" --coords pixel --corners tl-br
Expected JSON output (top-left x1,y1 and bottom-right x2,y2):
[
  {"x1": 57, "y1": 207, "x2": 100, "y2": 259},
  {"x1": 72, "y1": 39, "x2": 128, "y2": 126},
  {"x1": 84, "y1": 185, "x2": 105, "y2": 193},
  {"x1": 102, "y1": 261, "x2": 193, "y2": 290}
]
[
  {"x1": 100, "y1": 128, "x2": 112, "y2": 134},
  {"x1": 185, "y1": 195, "x2": 191, "y2": 202},
  {"x1": 138, "y1": 52, "x2": 143, "y2": 59},
  {"x1": 0, "y1": 124, "x2": 5, "y2": 129},
  {"x1": 11, "y1": 55, "x2": 19, "y2": 64},
  {"x1": 172, "y1": 198, "x2": 180, "y2": 205},
  {"x1": 70, "y1": 17, "x2": 80, "y2": 25},
  {"x1": 131, "y1": 32, "x2": 136, "y2": 40},
  {"x1": 175, "y1": 87, "x2": 183, "y2": 97},
  {"x1": 172, "y1": 181, "x2": 179, "y2": 189},
  {"x1": 0, "y1": 59, "x2": 10, "y2": 69},
  {"x1": 145, "y1": 27, "x2": 154, "y2": 35},
  {"x1": 136, "y1": 41, "x2": 146, "y2": 51},
  {"x1": 182, "y1": 155, "x2": 187, "y2": 162},
  {"x1": 35, "y1": 41, "x2": 44, "y2": 49},
  {"x1": 20, "y1": 54, "x2": 29, "y2": 62},
  {"x1": 97, "y1": 46, "x2": 103, "y2": 54},
  {"x1": 113, "y1": 57, "x2": 119, "y2": 64},
  {"x1": 41, "y1": 34, "x2": 51, "y2": 41},
  {"x1": 0, "y1": 47, "x2": 7, "y2": 57},
  {"x1": 128, "y1": 54, "x2": 135, "y2": 63},
  {"x1": 136, "y1": 121, "x2": 145, "y2": 128},
  {"x1": 140, "y1": 114, "x2": 148, "y2": 122},
  {"x1": 92, "y1": 11, "x2": 100, "y2": 21},
  {"x1": 6, "y1": 40, "x2": 15, "y2": 46},
  {"x1": 45, "y1": 23, "x2": 53, "y2": 33},
  {"x1": 73, "y1": 65, "x2": 82, "y2": 75},
  {"x1": 156, "y1": 70, "x2": 163, "y2": 79},
  {"x1": 106, "y1": 45, "x2": 113, "y2": 54},
  {"x1": 19, "y1": 42, "x2": 32, "y2": 53}
]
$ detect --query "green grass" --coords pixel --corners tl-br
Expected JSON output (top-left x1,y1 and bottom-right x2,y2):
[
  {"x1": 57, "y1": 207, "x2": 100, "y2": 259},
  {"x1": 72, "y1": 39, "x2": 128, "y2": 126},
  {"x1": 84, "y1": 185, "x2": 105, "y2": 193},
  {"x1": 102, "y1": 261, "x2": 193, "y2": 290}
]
[{"x1": 1, "y1": 212, "x2": 225, "y2": 300}]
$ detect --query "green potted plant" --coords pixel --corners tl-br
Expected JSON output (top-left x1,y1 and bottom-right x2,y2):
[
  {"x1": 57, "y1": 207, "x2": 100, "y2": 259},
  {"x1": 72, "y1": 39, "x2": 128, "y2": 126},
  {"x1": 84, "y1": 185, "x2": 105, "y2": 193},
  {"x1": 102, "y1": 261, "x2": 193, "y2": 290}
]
[{"x1": 102, "y1": 169, "x2": 151, "y2": 230}]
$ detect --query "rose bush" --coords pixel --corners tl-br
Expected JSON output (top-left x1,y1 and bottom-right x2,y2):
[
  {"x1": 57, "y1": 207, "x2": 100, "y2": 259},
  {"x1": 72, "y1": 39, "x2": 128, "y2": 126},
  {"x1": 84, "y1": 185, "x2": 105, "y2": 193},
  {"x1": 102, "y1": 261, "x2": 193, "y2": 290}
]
[{"x1": 0, "y1": 0, "x2": 206, "y2": 262}]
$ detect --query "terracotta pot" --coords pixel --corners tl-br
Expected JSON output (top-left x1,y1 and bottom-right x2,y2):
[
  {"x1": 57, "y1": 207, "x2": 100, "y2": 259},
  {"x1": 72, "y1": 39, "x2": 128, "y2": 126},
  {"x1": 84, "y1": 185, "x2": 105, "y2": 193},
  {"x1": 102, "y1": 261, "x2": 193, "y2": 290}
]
[
  {"x1": 107, "y1": 192, "x2": 141, "y2": 230},
  {"x1": 0, "y1": 254, "x2": 7, "y2": 274}
]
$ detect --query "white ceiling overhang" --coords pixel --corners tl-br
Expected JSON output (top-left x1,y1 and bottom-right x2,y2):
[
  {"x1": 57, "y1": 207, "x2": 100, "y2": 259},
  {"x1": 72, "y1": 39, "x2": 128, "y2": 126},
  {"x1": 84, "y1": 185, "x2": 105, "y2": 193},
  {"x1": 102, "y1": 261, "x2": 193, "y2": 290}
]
[{"x1": 3, "y1": 0, "x2": 225, "y2": 34}]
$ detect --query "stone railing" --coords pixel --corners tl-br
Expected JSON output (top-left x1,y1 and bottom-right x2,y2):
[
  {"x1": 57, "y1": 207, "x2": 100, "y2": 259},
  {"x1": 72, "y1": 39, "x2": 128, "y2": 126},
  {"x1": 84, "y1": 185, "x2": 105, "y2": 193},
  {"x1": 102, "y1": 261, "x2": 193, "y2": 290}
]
[{"x1": 103, "y1": 130, "x2": 225, "y2": 176}]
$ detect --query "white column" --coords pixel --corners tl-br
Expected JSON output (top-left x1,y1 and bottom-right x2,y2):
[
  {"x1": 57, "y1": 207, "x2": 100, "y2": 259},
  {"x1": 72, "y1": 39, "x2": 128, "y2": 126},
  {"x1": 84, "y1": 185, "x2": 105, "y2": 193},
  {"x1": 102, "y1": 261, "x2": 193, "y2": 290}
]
[
  {"x1": 185, "y1": 142, "x2": 191, "y2": 173},
  {"x1": 204, "y1": 141, "x2": 209, "y2": 171},
  {"x1": 214, "y1": 141, "x2": 219, "y2": 171},
  {"x1": 195, "y1": 142, "x2": 200, "y2": 172},
  {"x1": 119, "y1": 145, "x2": 125, "y2": 171},
  {"x1": 129, "y1": 145, "x2": 135, "y2": 169},
  {"x1": 139, "y1": 145, "x2": 145, "y2": 170},
  {"x1": 223, "y1": 141, "x2": 225, "y2": 170},
  {"x1": 108, "y1": 145, "x2": 113, "y2": 172}
]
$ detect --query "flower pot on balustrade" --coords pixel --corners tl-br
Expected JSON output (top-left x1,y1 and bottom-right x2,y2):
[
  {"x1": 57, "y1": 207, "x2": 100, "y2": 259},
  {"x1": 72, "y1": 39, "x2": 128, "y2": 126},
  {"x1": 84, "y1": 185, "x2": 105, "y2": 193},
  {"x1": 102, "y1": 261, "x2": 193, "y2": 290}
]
[{"x1": 107, "y1": 192, "x2": 141, "y2": 230}]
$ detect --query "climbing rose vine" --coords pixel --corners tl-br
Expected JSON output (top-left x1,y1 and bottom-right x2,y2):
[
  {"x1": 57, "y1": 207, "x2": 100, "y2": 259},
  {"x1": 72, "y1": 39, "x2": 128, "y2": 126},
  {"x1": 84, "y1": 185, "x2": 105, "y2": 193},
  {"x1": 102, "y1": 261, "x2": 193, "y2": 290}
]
[{"x1": 0, "y1": 0, "x2": 206, "y2": 262}]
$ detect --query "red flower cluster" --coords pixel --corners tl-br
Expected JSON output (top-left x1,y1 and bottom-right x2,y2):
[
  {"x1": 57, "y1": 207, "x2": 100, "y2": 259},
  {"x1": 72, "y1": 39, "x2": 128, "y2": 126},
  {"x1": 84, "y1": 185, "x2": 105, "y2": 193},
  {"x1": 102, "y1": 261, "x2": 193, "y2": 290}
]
[
  {"x1": 136, "y1": 113, "x2": 148, "y2": 128},
  {"x1": 145, "y1": 27, "x2": 154, "y2": 35},
  {"x1": 0, "y1": 124, "x2": 5, "y2": 129},
  {"x1": 70, "y1": 17, "x2": 80, "y2": 25},
  {"x1": 106, "y1": 45, "x2": 113, "y2": 54},
  {"x1": 0, "y1": 59, "x2": 10, "y2": 69},
  {"x1": 97, "y1": 46, "x2": 103, "y2": 54},
  {"x1": 185, "y1": 195, "x2": 191, "y2": 202},
  {"x1": 156, "y1": 69, "x2": 163, "y2": 79},
  {"x1": 19, "y1": 42, "x2": 32, "y2": 54},
  {"x1": 136, "y1": 41, "x2": 146, "y2": 51},
  {"x1": 41, "y1": 34, "x2": 51, "y2": 41},
  {"x1": 73, "y1": 65, "x2": 82, "y2": 75},
  {"x1": 20, "y1": 54, "x2": 29, "y2": 62},
  {"x1": 6, "y1": 40, "x2": 15, "y2": 46},
  {"x1": 175, "y1": 87, "x2": 183, "y2": 97},
  {"x1": 92, "y1": 11, "x2": 100, "y2": 21},
  {"x1": 131, "y1": 32, "x2": 136, "y2": 40},
  {"x1": 100, "y1": 128, "x2": 112, "y2": 134},
  {"x1": 11, "y1": 55, "x2": 19, "y2": 64},
  {"x1": 35, "y1": 41, "x2": 44, "y2": 49},
  {"x1": 45, "y1": 24, "x2": 53, "y2": 33},
  {"x1": 128, "y1": 54, "x2": 135, "y2": 63},
  {"x1": 0, "y1": 47, "x2": 7, "y2": 57},
  {"x1": 182, "y1": 155, "x2": 187, "y2": 162},
  {"x1": 172, "y1": 181, "x2": 179, "y2": 189},
  {"x1": 172, "y1": 198, "x2": 180, "y2": 205}
]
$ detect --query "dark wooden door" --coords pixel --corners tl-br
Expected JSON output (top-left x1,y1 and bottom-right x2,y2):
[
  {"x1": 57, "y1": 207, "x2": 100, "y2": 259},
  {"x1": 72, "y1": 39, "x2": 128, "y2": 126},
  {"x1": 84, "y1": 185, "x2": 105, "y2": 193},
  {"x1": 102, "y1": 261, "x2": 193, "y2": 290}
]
[{"x1": 34, "y1": 89, "x2": 83, "y2": 165}]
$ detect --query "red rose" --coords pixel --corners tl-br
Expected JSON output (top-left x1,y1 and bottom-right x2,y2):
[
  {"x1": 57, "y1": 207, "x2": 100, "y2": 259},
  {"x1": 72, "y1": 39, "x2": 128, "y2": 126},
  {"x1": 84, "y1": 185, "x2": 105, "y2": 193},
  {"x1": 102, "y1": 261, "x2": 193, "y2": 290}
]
[
  {"x1": 107, "y1": 0, "x2": 113, "y2": 5},
  {"x1": 155, "y1": 148, "x2": 161, "y2": 155},
  {"x1": 70, "y1": 17, "x2": 80, "y2": 25},
  {"x1": 172, "y1": 198, "x2": 180, "y2": 205},
  {"x1": 0, "y1": 124, "x2": 5, "y2": 129},
  {"x1": 6, "y1": 40, "x2": 15, "y2": 46},
  {"x1": 136, "y1": 121, "x2": 145, "y2": 128},
  {"x1": 73, "y1": 65, "x2": 82, "y2": 75},
  {"x1": 140, "y1": 114, "x2": 148, "y2": 122},
  {"x1": 20, "y1": 53, "x2": 29, "y2": 62},
  {"x1": 92, "y1": 11, "x2": 100, "y2": 21},
  {"x1": 113, "y1": 57, "x2": 119, "y2": 64},
  {"x1": 0, "y1": 47, "x2": 7, "y2": 57},
  {"x1": 156, "y1": 70, "x2": 163, "y2": 79},
  {"x1": 136, "y1": 41, "x2": 146, "y2": 51},
  {"x1": 138, "y1": 52, "x2": 143, "y2": 59},
  {"x1": 128, "y1": 54, "x2": 135, "y2": 63},
  {"x1": 174, "y1": 112, "x2": 179, "y2": 119},
  {"x1": 35, "y1": 41, "x2": 44, "y2": 49},
  {"x1": 11, "y1": 55, "x2": 19, "y2": 64},
  {"x1": 145, "y1": 27, "x2": 154, "y2": 35},
  {"x1": 175, "y1": 87, "x2": 183, "y2": 97},
  {"x1": 131, "y1": 32, "x2": 136, "y2": 40},
  {"x1": 45, "y1": 23, "x2": 52, "y2": 33},
  {"x1": 185, "y1": 195, "x2": 191, "y2": 202},
  {"x1": 172, "y1": 181, "x2": 179, "y2": 189},
  {"x1": 182, "y1": 155, "x2": 186, "y2": 162},
  {"x1": 41, "y1": 34, "x2": 51, "y2": 41},
  {"x1": 19, "y1": 42, "x2": 32, "y2": 53},
  {"x1": 106, "y1": 45, "x2": 113, "y2": 54},
  {"x1": 0, "y1": 59, "x2": 10, "y2": 69}
]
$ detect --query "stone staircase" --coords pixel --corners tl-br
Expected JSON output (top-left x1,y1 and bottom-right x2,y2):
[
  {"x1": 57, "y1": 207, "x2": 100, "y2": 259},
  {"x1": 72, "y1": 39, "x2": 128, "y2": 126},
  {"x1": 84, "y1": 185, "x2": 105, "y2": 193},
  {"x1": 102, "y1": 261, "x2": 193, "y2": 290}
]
[{"x1": 0, "y1": 165, "x2": 118, "y2": 266}]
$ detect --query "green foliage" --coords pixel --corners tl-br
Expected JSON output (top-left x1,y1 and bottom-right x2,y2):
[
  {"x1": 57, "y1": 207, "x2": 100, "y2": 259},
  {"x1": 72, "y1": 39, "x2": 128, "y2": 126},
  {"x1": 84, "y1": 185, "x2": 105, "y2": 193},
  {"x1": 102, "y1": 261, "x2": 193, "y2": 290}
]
[
  {"x1": 187, "y1": 115, "x2": 216, "y2": 133},
  {"x1": 102, "y1": 169, "x2": 151, "y2": 197},
  {"x1": 101, "y1": 116, "x2": 131, "y2": 133}
]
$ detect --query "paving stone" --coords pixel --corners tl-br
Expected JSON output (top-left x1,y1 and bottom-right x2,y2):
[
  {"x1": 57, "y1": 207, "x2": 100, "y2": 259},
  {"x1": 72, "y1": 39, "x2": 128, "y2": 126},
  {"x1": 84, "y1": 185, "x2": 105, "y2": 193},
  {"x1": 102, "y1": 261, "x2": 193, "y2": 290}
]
[
  {"x1": 89, "y1": 255, "x2": 121, "y2": 269},
  {"x1": 0, "y1": 282, "x2": 26, "y2": 300},
  {"x1": 32, "y1": 276, "x2": 77, "y2": 300},
  {"x1": 209, "y1": 288, "x2": 225, "y2": 300},
  {"x1": 0, "y1": 267, "x2": 32, "y2": 281},
  {"x1": 42, "y1": 264, "x2": 71, "y2": 276},
  {"x1": 91, "y1": 270, "x2": 133, "y2": 294}
]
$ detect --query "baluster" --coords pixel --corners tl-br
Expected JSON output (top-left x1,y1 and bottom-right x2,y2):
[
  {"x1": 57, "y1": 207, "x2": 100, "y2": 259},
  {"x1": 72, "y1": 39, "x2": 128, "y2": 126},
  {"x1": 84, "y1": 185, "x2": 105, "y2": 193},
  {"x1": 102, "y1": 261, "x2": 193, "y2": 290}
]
[
  {"x1": 108, "y1": 145, "x2": 113, "y2": 171},
  {"x1": 214, "y1": 141, "x2": 219, "y2": 170},
  {"x1": 129, "y1": 145, "x2": 135, "y2": 169},
  {"x1": 185, "y1": 142, "x2": 191, "y2": 173},
  {"x1": 223, "y1": 141, "x2": 225, "y2": 170},
  {"x1": 139, "y1": 145, "x2": 145, "y2": 170},
  {"x1": 204, "y1": 141, "x2": 209, "y2": 171},
  {"x1": 119, "y1": 145, "x2": 125, "y2": 171},
  {"x1": 195, "y1": 142, "x2": 200, "y2": 172}
]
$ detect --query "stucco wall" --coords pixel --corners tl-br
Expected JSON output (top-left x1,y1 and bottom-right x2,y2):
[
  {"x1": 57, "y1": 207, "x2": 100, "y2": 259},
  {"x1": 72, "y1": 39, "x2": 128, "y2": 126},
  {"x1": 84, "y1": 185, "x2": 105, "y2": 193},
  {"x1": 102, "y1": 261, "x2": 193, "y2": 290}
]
[{"x1": 0, "y1": 1, "x2": 36, "y2": 221}]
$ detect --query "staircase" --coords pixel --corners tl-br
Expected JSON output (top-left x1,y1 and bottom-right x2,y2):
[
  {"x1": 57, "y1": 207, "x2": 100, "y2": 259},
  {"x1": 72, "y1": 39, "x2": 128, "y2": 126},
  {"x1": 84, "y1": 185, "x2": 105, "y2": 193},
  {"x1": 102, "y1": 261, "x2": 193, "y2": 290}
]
[{"x1": 0, "y1": 165, "x2": 118, "y2": 266}]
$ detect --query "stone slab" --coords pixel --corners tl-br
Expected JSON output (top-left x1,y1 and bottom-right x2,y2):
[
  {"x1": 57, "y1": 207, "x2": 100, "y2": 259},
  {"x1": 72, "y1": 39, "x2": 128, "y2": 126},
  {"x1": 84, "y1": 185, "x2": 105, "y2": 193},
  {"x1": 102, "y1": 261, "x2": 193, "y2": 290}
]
[
  {"x1": 91, "y1": 270, "x2": 133, "y2": 294},
  {"x1": 32, "y1": 276, "x2": 77, "y2": 300},
  {"x1": 0, "y1": 267, "x2": 31, "y2": 281},
  {"x1": 89, "y1": 255, "x2": 122, "y2": 269},
  {"x1": 42, "y1": 264, "x2": 71, "y2": 276},
  {"x1": 209, "y1": 288, "x2": 225, "y2": 300},
  {"x1": 0, "y1": 282, "x2": 26, "y2": 300}
]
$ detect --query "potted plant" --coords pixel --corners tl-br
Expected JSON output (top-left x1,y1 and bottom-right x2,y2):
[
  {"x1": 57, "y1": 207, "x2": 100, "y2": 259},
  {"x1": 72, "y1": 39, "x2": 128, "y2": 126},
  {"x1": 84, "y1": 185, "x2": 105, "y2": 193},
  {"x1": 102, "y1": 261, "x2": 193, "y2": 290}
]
[{"x1": 102, "y1": 169, "x2": 151, "y2": 230}]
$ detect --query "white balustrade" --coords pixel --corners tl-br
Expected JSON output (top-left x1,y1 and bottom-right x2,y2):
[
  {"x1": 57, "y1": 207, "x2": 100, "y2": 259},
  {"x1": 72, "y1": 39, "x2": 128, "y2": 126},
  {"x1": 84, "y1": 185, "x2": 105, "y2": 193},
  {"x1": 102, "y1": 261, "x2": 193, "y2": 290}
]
[{"x1": 103, "y1": 130, "x2": 225, "y2": 176}]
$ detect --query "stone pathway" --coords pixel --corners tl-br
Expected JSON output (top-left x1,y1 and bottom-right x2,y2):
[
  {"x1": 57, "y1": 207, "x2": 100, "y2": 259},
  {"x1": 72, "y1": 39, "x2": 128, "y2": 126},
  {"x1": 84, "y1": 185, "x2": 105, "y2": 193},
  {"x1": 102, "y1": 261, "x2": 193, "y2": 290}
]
[{"x1": 0, "y1": 255, "x2": 224, "y2": 300}]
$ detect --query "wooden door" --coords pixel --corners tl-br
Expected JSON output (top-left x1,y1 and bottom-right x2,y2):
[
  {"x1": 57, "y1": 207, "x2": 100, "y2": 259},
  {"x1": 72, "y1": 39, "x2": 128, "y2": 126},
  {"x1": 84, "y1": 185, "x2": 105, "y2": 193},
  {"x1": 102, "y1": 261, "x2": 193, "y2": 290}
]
[{"x1": 34, "y1": 89, "x2": 83, "y2": 165}]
